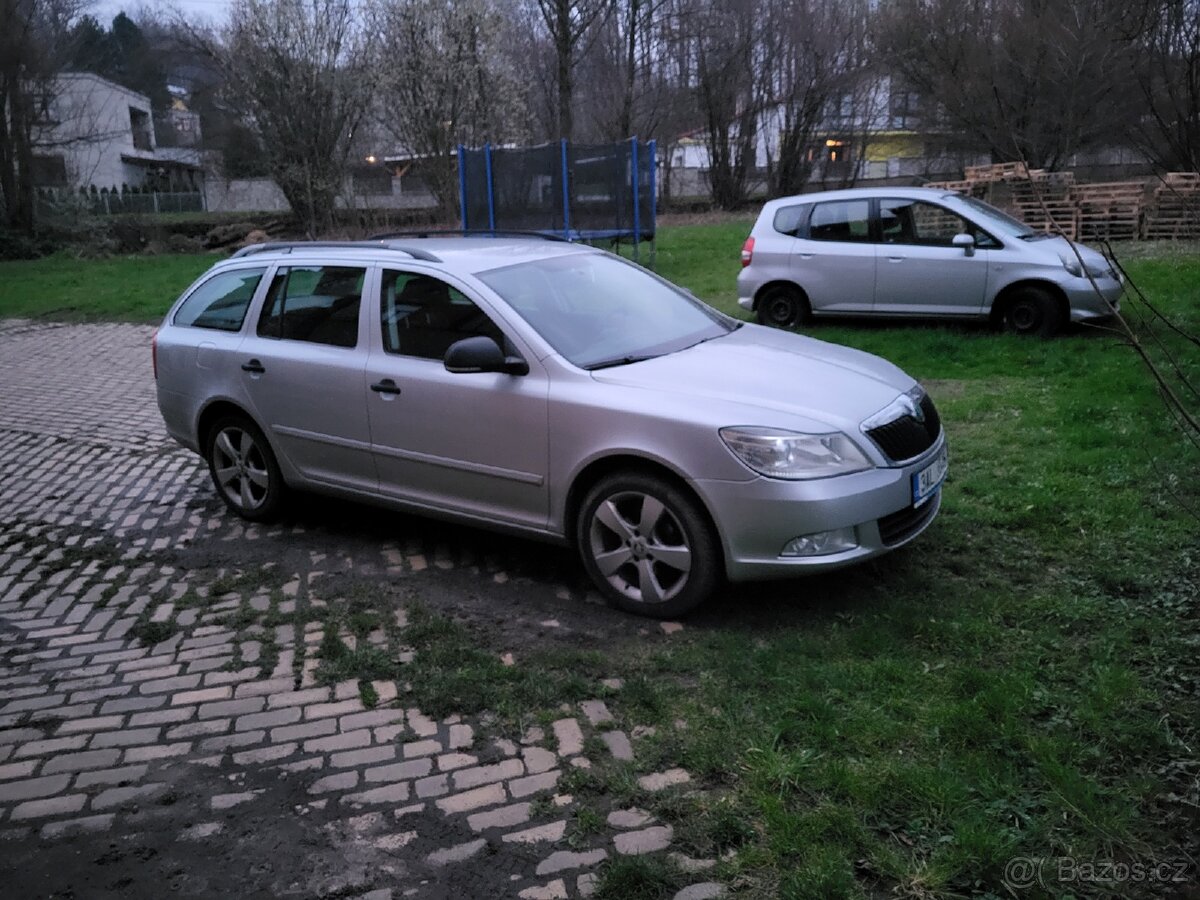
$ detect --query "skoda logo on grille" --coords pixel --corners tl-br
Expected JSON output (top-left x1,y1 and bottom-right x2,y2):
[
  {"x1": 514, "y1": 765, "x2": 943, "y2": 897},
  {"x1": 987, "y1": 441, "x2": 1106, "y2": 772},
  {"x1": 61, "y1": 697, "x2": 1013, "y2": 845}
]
[{"x1": 901, "y1": 393, "x2": 925, "y2": 424}]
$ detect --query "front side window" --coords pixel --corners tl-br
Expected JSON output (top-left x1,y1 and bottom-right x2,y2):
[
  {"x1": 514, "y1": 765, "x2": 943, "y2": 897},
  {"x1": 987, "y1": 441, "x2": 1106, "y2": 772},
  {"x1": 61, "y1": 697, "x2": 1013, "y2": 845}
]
[
  {"x1": 380, "y1": 270, "x2": 505, "y2": 360},
  {"x1": 809, "y1": 200, "x2": 871, "y2": 242},
  {"x1": 882, "y1": 198, "x2": 1001, "y2": 249},
  {"x1": 174, "y1": 267, "x2": 265, "y2": 331},
  {"x1": 257, "y1": 265, "x2": 365, "y2": 348}
]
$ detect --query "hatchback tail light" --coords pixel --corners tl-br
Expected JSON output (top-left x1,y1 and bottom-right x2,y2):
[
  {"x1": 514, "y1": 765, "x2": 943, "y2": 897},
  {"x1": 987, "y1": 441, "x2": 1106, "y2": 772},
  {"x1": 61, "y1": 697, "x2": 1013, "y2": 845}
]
[
  {"x1": 152, "y1": 329, "x2": 158, "y2": 380},
  {"x1": 740, "y1": 236, "x2": 754, "y2": 268}
]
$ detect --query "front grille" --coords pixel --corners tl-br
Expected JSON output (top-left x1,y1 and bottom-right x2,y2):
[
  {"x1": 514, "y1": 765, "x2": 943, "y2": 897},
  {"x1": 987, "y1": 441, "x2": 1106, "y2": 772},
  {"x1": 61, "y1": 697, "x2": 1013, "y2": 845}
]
[
  {"x1": 877, "y1": 495, "x2": 939, "y2": 546},
  {"x1": 865, "y1": 394, "x2": 941, "y2": 462}
]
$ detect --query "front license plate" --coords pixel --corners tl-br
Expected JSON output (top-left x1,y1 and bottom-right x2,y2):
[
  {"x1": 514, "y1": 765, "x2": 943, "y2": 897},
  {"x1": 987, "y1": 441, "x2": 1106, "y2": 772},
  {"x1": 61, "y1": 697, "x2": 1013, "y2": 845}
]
[{"x1": 912, "y1": 445, "x2": 948, "y2": 507}]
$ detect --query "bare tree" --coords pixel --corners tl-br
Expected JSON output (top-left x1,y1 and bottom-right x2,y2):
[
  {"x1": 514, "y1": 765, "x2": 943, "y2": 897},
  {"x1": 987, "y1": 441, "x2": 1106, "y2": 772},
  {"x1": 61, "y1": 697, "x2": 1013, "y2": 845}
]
[
  {"x1": 216, "y1": 0, "x2": 374, "y2": 235},
  {"x1": 372, "y1": 0, "x2": 522, "y2": 215},
  {"x1": 0, "y1": 0, "x2": 82, "y2": 236},
  {"x1": 877, "y1": 0, "x2": 1138, "y2": 169},
  {"x1": 1129, "y1": 0, "x2": 1200, "y2": 172},
  {"x1": 535, "y1": 0, "x2": 611, "y2": 140},
  {"x1": 580, "y1": 0, "x2": 670, "y2": 140},
  {"x1": 759, "y1": 0, "x2": 872, "y2": 197},
  {"x1": 686, "y1": 0, "x2": 761, "y2": 208}
]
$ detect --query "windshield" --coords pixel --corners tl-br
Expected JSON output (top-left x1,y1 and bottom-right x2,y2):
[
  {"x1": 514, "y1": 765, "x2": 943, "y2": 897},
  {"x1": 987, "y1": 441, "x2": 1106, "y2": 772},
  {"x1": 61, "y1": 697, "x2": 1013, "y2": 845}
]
[
  {"x1": 477, "y1": 252, "x2": 733, "y2": 369},
  {"x1": 956, "y1": 195, "x2": 1038, "y2": 239}
]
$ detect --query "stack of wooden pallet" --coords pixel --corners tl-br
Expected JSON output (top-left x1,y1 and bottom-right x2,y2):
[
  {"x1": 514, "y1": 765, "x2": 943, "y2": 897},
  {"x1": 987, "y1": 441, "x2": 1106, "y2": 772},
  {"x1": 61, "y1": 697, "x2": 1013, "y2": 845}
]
[
  {"x1": 1143, "y1": 172, "x2": 1200, "y2": 239},
  {"x1": 1073, "y1": 182, "x2": 1146, "y2": 241},
  {"x1": 1008, "y1": 171, "x2": 1079, "y2": 240},
  {"x1": 923, "y1": 179, "x2": 974, "y2": 193},
  {"x1": 963, "y1": 162, "x2": 1031, "y2": 183}
]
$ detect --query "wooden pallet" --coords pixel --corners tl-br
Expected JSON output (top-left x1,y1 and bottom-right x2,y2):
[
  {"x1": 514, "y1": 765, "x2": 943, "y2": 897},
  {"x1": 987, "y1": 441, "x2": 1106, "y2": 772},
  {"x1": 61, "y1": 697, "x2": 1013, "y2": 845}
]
[
  {"x1": 963, "y1": 162, "x2": 1031, "y2": 183},
  {"x1": 924, "y1": 180, "x2": 973, "y2": 192},
  {"x1": 1073, "y1": 181, "x2": 1146, "y2": 241},
  {"x1": 1013, "y1": 199, "x2": 1079, "y2": 240},
  {"x1": 1144, "y1": 173, "x2": 1200, "y2": 238}
]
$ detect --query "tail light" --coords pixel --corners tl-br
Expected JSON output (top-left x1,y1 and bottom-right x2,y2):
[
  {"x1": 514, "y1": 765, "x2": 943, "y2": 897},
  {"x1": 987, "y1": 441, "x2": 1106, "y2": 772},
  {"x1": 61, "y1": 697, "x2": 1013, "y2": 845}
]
[
  {"x1": 152, "y1": 329, "x2": 158, "y2": 380},
  {"x1": 741, "y1": 236, "x2": 754, "y2": 268}
]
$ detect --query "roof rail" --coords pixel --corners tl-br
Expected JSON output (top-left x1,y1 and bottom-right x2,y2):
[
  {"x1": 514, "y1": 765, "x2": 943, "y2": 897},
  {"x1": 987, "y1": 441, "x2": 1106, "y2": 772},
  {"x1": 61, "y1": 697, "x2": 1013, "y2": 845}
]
[
  {"x1": 366, "y1": 229, "x2": 571, "y2": 243},
  {"x1": 231, "y1": 240, "x2": 442, "y2": 262}
]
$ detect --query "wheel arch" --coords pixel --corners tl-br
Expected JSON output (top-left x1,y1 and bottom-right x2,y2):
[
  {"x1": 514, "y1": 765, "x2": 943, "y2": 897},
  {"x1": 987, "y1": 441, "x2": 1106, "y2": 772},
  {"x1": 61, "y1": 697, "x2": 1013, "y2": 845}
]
[
  {"x1": 563, "y1": 454, "x2": 726, "y2": 578},
  {"x1": 753, "y1": 279, "x2": 808, "y2": 311},
  {"x1": 988, "y1": 279, "x2": 1069, "y2": 327},
  {"x1": 196, "y1": 399, "x2": 266, "y2": 457}
]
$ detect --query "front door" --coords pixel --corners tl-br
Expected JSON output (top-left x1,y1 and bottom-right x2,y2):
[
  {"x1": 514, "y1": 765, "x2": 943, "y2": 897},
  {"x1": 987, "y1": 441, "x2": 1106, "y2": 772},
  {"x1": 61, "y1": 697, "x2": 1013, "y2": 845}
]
[
  {"x1": 365, "y1": 269, "x2": 550, "y2": 529},
  {"x1": 874, "y1": 198, "x2": 990, "y2": 315}
]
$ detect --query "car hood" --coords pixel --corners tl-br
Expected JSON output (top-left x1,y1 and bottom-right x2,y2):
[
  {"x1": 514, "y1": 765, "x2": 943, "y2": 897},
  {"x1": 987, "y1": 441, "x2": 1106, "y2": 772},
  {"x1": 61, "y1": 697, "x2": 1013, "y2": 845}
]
[
  {"x1": 589, "y1": 324, "x2": 916, "y2": 434},
  {"x1": 1034, "y1": 235, "x2": 1111, "y2": 270}
]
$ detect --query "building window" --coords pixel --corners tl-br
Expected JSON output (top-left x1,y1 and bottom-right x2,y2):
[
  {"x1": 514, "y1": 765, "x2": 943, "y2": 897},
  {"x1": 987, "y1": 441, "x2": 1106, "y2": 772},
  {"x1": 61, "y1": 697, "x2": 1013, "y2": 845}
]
[{"x1": 129, "y1": 107, "x2": 152, "y2": 151}]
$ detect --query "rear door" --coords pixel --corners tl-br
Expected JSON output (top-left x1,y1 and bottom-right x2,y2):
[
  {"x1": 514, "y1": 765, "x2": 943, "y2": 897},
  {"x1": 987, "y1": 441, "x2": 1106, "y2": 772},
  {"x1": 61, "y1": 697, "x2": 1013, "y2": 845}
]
[
  {"x1": 237, "y1": 263, "x2": 378, "y2": 492},
  {"x1": 874, "y1": 198, "x2": 990, "y2": 315},
  {"x1": 791, "y1": 198, "x2": 876, "y2": 314}
]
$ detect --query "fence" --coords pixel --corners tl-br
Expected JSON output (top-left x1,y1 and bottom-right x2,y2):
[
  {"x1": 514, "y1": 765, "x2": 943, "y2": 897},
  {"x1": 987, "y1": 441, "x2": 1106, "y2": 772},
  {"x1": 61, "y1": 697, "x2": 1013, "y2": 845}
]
[{"x1": 37, "y1": 189, "x2": 205, "y2": 217}]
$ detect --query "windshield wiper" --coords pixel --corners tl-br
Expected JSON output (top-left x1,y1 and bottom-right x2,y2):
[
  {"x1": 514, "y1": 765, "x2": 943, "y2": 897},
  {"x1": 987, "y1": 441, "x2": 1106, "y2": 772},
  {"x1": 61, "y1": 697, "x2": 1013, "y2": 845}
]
[{"x1": 584, "y1": 353, "x2": 659, "y2": 371}]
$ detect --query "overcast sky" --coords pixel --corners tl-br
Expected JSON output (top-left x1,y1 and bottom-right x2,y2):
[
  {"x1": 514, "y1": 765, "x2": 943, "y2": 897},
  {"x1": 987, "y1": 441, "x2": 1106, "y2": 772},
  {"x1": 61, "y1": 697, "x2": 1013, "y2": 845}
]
[{"x1": 89, "y1": 0, "x2": 232, "y2": 27}]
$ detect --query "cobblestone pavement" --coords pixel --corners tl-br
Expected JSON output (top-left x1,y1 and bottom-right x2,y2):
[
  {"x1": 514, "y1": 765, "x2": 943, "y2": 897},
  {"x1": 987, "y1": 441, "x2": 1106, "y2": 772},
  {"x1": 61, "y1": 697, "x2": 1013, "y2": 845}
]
[{"x1": 0, "y1": 322, "x2": 724, "y2": 899}]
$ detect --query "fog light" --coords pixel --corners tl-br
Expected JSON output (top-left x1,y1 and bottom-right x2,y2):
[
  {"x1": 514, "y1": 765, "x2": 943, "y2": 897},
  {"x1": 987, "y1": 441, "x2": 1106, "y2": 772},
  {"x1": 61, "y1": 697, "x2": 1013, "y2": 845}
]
[{"x1": 780, "y1": 527, "x2": 858, "y2": 557}]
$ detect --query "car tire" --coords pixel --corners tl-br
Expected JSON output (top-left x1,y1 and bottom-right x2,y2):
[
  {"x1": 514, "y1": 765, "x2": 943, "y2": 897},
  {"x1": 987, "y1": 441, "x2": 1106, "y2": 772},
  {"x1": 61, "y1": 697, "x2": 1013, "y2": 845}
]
[
  {"x1": 756, "y1": 285, "x2": 810, "y2": 329},
  {"x1": 576, "y1": 472, "x2": 721, "y2": 619},
  {"x1": 1001, "y1": 287, "x2": 1063, "y2": 337},
  {"x1": 205, "y1": 415, "x2": 287, "y2": 521}
]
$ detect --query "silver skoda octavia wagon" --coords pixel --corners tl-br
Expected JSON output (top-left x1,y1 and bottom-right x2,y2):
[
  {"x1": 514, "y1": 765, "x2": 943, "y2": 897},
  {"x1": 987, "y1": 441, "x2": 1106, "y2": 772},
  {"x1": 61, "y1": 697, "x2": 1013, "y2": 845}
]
[{"x1": 155, "y1": 237, "x2": 947, "y2": 617}]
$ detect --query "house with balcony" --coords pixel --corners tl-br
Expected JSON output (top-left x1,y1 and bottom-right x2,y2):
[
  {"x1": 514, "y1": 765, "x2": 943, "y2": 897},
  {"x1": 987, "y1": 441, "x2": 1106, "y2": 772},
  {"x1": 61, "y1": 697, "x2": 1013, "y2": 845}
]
[{"x1": 34, "y1": 72, "x2": 204, "y2": 194}]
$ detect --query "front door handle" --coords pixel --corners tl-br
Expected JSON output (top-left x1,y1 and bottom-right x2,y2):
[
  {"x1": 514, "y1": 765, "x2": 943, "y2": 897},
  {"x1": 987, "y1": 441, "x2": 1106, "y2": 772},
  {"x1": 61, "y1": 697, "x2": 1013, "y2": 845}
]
[
  {"x1": 370, "y1": 378, "x2": 402, "y2": 395},
  {"x1": 241, "y1": 359, "x2": 265, "y2": 374}
]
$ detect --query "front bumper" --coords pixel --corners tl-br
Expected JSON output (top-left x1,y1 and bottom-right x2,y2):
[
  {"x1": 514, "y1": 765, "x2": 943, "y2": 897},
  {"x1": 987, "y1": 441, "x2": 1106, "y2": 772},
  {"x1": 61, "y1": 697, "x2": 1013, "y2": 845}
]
[
  {"x1": 1064, "y1": 275, "x2": 1123, "y2": 322},
  {"x1": 695, "y1": 434, "x2": 946, "y2": 581}
]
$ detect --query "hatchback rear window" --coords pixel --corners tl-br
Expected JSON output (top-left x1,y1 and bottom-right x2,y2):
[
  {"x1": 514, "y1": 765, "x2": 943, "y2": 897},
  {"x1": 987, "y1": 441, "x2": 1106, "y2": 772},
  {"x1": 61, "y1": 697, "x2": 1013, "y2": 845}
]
[{"x1": 173, "y1": 267, "x2": 266, "y2": 332}]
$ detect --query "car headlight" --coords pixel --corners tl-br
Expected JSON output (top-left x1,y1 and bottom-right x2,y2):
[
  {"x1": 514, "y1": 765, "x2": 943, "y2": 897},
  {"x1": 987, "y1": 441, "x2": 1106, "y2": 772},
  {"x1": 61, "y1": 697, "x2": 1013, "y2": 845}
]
[
  {"x1": 1060, "y1": 255, "x2": 1113, "y2": 280},
  {"x1": 719, "y1": 427, "x2": 872, "y2": 480},
  {"x1": 1059, "y1": 255, "x2": 1083, "y2": 277}
]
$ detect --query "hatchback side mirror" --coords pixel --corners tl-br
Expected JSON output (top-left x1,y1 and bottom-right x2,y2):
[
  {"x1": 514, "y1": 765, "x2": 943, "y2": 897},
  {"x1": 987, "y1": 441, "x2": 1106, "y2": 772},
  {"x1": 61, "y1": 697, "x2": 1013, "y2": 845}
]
[
  {"x1": 952, "y1": 233, "x2": 976, "y2": 257},
  {"x1": 444, "y1": 336, "x2": 529, "y2": 376}
]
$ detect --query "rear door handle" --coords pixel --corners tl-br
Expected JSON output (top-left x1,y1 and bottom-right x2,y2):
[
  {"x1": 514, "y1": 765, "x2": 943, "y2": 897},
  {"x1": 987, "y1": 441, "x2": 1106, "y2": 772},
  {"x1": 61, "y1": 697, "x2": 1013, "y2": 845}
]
[
  {"x1": 241, "y1": 359, "x2": 265, "y2": 374},
  {"x1": 370, "y1": 378, "x2": 402, "y2": 395}
]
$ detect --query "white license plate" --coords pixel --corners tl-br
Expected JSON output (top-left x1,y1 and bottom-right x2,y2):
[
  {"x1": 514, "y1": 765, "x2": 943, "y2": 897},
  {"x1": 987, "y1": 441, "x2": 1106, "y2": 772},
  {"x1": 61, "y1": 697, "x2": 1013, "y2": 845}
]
[{"x1": 912, "y1": 445, "x2": 948, "y2": 507}]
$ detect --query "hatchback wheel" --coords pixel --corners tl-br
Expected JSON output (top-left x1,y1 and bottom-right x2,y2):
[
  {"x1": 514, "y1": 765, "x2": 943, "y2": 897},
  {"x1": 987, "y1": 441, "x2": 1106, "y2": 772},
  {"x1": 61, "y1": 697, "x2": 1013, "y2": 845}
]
[
  {"x1": 577, "y1": 472, "x2": 720, "y2": 618},
  {"x1": 1002, "y1": 287, "x2": 1063, "y2": 337},
  {"x1": 756, "y1": 285, "x2": 810, "y2": 329},
  {"x1": 205, "y1": 415, "x2": 286, "y2": 521}
]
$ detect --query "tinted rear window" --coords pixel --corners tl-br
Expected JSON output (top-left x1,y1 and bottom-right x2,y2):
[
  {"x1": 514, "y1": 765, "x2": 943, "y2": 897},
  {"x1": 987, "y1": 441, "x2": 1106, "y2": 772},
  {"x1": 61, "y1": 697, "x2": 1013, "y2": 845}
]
[
  {"x1": 773, "y1": 204, "x2": 809, "y2": 237},
  {"x1": 174, "y1": 268, "x2": 266, "y2": 332}
]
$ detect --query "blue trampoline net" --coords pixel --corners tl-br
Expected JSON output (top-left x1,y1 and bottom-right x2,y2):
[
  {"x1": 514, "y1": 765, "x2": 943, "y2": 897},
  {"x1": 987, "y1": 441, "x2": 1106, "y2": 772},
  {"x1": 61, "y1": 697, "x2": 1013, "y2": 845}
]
[{"x1": 459, "y1": 140, "x2": 655, "y2": 242}]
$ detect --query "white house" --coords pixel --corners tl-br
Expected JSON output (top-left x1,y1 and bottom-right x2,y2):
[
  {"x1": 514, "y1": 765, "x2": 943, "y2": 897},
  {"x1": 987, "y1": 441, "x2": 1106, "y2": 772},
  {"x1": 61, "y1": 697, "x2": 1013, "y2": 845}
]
[{"x1": 34, "y1": 72, "x2": 204, "y2": 192}]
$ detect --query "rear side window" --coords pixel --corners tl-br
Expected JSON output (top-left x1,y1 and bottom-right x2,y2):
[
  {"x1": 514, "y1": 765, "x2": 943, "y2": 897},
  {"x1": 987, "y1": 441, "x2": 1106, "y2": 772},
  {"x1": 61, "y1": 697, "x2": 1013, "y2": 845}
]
[
  {"x1": 173, "y1": 267, "x2": 266, "y2": 331},
  {"x1": 257, "y1": 265, "x2": 365, "y2": 348},
  {"x1": 809, "y1": 200, "x2": 871, "y2": 242},
  {"x1": 773, "y1": 204, "x2": 810, "y2": 237}
]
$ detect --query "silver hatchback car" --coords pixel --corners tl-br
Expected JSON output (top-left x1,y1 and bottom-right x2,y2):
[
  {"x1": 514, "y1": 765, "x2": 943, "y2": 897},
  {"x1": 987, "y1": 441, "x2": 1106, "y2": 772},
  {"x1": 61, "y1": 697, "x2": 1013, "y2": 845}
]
[
  {"x1": 155, "y1": 237, "x2": 947, "y2": 618},
  {"x1": 738, "y1": 187, "x2": 1122, "y2": 336}
]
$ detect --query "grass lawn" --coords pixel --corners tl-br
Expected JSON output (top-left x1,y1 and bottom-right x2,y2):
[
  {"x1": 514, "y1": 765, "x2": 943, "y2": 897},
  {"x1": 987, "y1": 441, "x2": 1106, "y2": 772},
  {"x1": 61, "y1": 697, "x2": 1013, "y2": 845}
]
[{"x1": 3, "y1": 227, "x2": 1198, "y2": 897}]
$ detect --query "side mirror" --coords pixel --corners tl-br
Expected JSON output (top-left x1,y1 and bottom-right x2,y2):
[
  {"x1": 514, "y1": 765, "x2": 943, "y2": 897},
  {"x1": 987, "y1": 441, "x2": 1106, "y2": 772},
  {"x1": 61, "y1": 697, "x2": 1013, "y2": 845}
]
[
  {"x1": 952, "y1": 233, "x2": 976, "y2": 257},
  {"x1": 444, "y1": 336, "x2": 529, "y2": 376}
]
